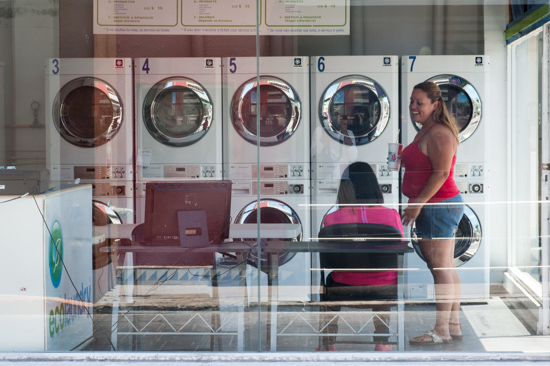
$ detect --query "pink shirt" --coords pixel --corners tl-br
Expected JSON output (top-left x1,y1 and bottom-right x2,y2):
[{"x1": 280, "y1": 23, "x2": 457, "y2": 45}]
[
  {"x1": 401, "y1": 125, "x2": 460, "y2": 203},
  {"x1": 322, "y1": 205, "x2": 404, "y2": 286}
]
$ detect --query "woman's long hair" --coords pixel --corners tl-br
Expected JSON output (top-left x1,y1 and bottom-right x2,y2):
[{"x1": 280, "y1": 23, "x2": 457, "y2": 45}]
[
  {"x1": 336, "y1": 162, "x2": 384, "y2": 211},
  {"x1": 414, "y1": 81, "x2": 460, "y2": 143}
]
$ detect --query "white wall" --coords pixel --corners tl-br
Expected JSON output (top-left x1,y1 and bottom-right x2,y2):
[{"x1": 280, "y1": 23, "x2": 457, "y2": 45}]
[
  {"x1": 484, "y1": 4, "x2": 510, "y2": 283},
  {"x1": 11, "y1": 0, "x2": 58, "y2": 169}
]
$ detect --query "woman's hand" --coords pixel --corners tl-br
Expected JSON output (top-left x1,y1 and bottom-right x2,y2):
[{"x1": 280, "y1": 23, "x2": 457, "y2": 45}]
[{"x1": 402, "y1": 204, "x2": 422, "y2": 226}]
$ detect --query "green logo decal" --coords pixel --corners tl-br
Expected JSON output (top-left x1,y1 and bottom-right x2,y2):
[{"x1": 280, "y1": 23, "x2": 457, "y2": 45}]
[{"x1": 49, "y1": 220, "x2": 63, "y2": 288}]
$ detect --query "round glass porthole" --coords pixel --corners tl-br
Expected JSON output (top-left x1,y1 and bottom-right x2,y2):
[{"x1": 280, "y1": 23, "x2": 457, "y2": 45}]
[
  {"x1": 234, "y1": 199, "x2": 302, "y2": 271},
  {"x1": 411, "y1": 205, "x2": 482, "y2": 267},
  {"x1": 142, "y1": 77, "x2": 213, "y2": 147},
  {"x1": 53, "y1": 77, "x2": 123, "y2": 147},
  {"x1": 412, "y1": 74, "x2": 482, "y2": 143},
  {"x1": 319, "y1": 75, "x2": 391, "y2": 146},
  {"x1": 231, "y1": 76, "x2": 301, "y2": 146}
]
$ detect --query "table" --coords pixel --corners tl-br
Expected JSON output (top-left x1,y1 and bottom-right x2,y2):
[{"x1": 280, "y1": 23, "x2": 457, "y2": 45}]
[
  {"x1": 263, "y1": 240, "x2": 412, "y2": 351},
  {"x1": 101, "y1": 241, "x2": 252, "y2": 351}
]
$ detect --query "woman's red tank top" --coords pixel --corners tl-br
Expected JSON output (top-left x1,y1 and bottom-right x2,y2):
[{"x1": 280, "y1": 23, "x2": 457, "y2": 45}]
[{"x1": 401, "y1": 125, "x2": 460, "y2": 203}]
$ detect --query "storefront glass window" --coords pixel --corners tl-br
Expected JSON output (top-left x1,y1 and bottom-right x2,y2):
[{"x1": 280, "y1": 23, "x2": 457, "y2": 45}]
[{"x1": 1, "y1": 0, "x2": 550, "y2": 359}]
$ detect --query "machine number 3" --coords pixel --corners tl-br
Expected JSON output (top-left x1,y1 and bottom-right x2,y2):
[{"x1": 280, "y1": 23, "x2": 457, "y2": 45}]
[{"x1": 51, "y1": 59, "x2": 60, "y2": 75}]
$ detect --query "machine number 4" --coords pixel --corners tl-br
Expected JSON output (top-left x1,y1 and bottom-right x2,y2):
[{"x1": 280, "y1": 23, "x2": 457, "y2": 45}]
[
  {"x1": 142, "y1": 58, "x2": 150, "y2": 74},
  {"x1": 409, "y1": 56, "x2": 416, "y2": 72}
]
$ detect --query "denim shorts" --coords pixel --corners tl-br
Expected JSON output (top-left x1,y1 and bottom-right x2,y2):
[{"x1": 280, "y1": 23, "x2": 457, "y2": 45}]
[{"x1": 414, "y1": 194, "x2": 465, "y2": 240}]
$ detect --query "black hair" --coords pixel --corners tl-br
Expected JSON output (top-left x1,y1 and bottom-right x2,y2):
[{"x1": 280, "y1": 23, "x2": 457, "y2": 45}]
[{"x1": 336, "y1": 161, "x2": 384, "y2": 206}]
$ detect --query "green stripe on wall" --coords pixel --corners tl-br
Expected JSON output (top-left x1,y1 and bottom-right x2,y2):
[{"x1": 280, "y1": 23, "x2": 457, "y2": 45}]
[{"x1": 506, "y1": 3, "x2": 549, "y2": 41}]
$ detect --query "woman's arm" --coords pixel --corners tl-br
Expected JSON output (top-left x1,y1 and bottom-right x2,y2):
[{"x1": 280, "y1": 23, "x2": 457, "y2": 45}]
[{"x1": 402, "y1": 126, "x2": 456, "y2": 226}]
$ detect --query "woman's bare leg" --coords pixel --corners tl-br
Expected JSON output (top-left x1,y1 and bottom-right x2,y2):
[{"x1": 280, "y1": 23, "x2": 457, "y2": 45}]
[
  {"x1": 410, "y1": 237, "x2": 457, "y2": 341},
  {"x1": 448, "y1": 237, "x2": 462, "y2": 337}
]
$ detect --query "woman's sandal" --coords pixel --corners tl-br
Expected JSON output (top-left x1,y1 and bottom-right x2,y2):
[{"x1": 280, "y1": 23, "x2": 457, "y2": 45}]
[
  {"x1": 409, "y1": 330, "x2": 452, "y2": 345},
  {"x1": 449, "y1": 322, "x2": 463, "y2": 340}
]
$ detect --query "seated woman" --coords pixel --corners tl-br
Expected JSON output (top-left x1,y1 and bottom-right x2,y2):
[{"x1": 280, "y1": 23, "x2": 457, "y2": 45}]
[{"x1": 320, "y1": 161, "x2": 404, "y2": 352}]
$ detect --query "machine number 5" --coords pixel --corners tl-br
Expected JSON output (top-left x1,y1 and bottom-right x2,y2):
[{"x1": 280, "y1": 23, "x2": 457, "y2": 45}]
[
  {"x1": 409, "y1": 56, "x2": 416, "y2": 72},
  {"x1": 229, "y1": 58, "x2": 237, "y2": 73}
]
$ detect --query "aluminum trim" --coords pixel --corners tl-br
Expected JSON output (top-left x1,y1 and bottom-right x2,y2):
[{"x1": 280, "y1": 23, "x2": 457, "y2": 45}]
[
  {"x1": 53, "y1": 77, "x2": 123, "y2": 148},
  {"x1": 231, "y1": 76, "x2": 301, "y2": 146},
  {"x1": 142, "y1": 77, "x2": 213, "y2": 147},
  {"x1": 319, "y1": 75, "x2": 391, "y2": 146},
  {"x1": 234, "y1": 199, "x2": 303, "y2": 268},
  {"x1": 411, "y1": 204, "x2": 482, "y2": 267},
  {"x1": 413, "y1": 74, "x2": 482, "y2": 143}
]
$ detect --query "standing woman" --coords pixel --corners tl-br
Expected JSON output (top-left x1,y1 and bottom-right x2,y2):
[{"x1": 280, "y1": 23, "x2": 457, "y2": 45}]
[{"x1": 401, "y1": 82, "x2": 465, "y2": 345}]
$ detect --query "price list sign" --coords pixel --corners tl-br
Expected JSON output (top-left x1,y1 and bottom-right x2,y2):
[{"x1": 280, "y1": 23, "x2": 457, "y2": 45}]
[
  {"x1": 94, "y1": 0, "x2": 349, "y2": 35},
  {"x1": 264, "y1": 0, "x2": 348, "y2": 35},
  {"x1": 95, "y1": 0, "x2": 178, "y2": 33}
]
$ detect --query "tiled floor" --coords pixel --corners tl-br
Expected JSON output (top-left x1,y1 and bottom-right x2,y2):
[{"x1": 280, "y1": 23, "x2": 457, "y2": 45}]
[
  {"x1": 83, "y1": 263, "x2": 550, "y2": 353},
  {"x1": 86, "y1": 287, "x2": 549, "y2": 353}
]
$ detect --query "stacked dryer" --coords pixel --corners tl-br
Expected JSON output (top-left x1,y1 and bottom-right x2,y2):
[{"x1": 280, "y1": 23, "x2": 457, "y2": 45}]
[
  {"x1": 45, "y1": 58, "x2": 134, "y2": 223},
  {"x1": 223, "y1": 56, "x2": 311, "y2": 301},
  {"x1": 309, "y1": 56, "x2": 400, "y2": 301},
  {"x1": 310, "y1": 56, "x2": 400, "y2": 236},
  {"x1": 401, "y1": 55, "x2": 490, "y2": 301},
  {"x1": 134, "y1": 57, "x2": 223, "y2": 224}
]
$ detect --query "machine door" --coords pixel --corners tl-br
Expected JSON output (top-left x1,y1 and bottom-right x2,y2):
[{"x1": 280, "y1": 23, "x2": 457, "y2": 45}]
[
  {"x1": 142, "y1": 77, "x2": 214, "y2": 147},
  {"x1": 319, "y1": 75, "x2": 391, "y2": 146},
  {"x1": 412, "y1": 205, "x2": 482, "y2": 267},
  {"x1": 53, "y1": 77, "x2": 123, "y2": 147},
  {"x1": 231, "y1": 76, "x2": 301, "y2": 146},
  {"x1": 413, "y1": 74, "x2": 482, "y2": 143},
  {"x1": 234, "y1": 199, "x2": 302, "y2": 271}
]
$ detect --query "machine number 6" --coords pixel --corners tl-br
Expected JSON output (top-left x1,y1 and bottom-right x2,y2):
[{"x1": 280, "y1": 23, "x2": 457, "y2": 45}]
[{"x1": 317, "y1": 56, "x2": 325, "y2": 72}]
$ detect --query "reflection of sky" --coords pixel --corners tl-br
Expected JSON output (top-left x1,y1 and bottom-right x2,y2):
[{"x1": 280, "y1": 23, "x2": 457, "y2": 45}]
[{"x1": 454, "y1": 92, "x2": 469, "y2": 105}]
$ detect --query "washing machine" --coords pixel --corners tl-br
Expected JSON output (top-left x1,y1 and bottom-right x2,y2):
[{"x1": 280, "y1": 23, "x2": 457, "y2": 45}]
[
  {"x1": 45, "y1": 58, "x2": 134, "y2": 222},
  {"x1": 400, "y1": 56, "x2": 490, "y2": 301},
  {"x1": 134, "y1": 57, "x2": 222, "y2": 181},
  {"x1": 230, "y1": 179, "x2": 311, "y2": 302},
  {"x1": 404, "y1": 168, "x2": 490, "y2": 302},
  {"x1": 310, "y1": 56, "x2": 400, "y2": 261},
  {"x1": 310, "y1": 56, "x2": 399, "y2": 182},
  {"x1": 401, "y1": 55, "x2": 490, "y2": 168},
  {"x1": 134, "y1": 57, "x2": 223, "y2": 224},
  {"x1": 222, "y1": 57, "x2": 310, "y2": 181}
]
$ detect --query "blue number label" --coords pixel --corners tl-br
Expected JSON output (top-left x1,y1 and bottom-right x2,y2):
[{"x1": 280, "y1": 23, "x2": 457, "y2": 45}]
[
  {"x1": 51, "y1": 59, "x2": 59, "y2": 75},
  {"x1": 229, "y1": 57, "x2": 237, "y2": 73},
  {"x1": 409, "y1": 56, "x2": 416, "y2": 72},
  {"x1": 142, "y1": 58, "x2": 150, "y2": 74},
  {"x1": 318, "y1": 56, "x2": 325, "y2": 72}
]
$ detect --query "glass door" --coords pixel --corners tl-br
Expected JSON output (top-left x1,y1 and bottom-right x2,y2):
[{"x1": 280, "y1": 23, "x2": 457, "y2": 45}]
[{"x1": 509, "y1": 26, "x2": 547, "y2": 334}]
